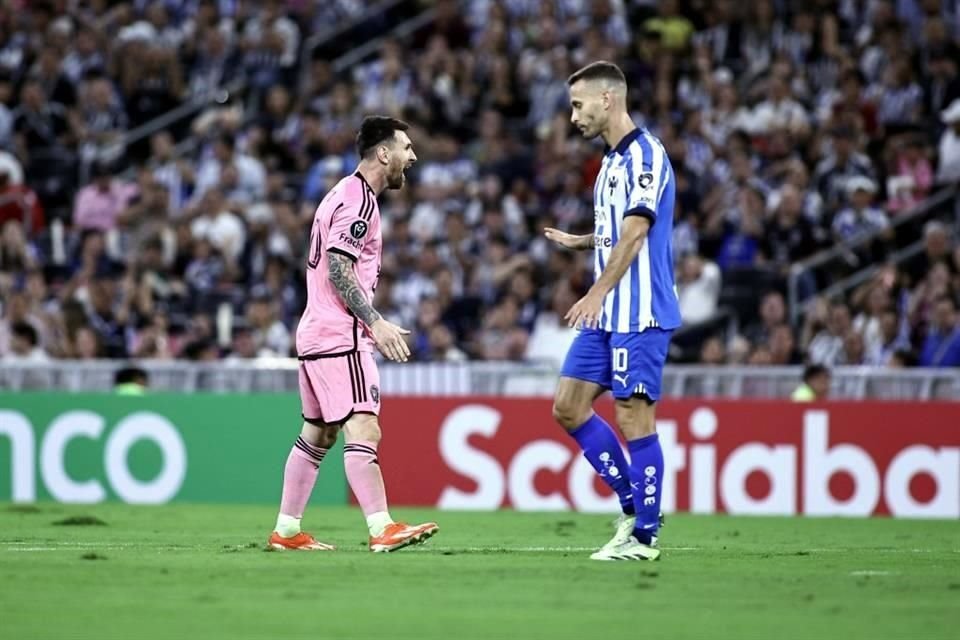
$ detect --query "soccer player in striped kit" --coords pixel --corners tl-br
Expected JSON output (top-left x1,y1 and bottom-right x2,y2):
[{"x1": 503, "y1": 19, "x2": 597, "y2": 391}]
[
  {"x1": 545, "y1": 62, "x2": 682, "y2": 561},
  {"x1": 268, "y1": 116, "x2": 438, "y2": 552}
]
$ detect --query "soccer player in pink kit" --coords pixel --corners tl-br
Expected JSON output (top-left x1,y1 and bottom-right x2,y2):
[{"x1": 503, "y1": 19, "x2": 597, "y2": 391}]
[{"x1": 268, "y1": 116, "x2": 438, "y2": 552}]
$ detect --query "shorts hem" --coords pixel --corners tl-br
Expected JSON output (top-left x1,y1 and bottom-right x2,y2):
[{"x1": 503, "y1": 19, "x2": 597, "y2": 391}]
[
  {"x1": 611, "y1": 389, "x2": 660, "y2": 403},
  {"x1": 559, "y1": 372, "x2": 611, "y2": 389}
]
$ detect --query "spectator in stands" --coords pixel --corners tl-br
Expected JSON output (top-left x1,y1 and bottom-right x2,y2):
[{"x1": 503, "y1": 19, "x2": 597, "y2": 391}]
[
  {"x1": 32, "y1": 45, "x2": 77, "y2": 108},
  {"x1": 0, "y1": 220, "x2": 38, "y2": 273},
  {"x1": 867, "y1": 308, "x2": 913, "y2": 366},
  {"x1": 841, "y1": 330, "x2": 867, "y2": 365},
  {"x1": 677, "y1": 254, "x2": 721, "y2": 325},
  {"x1": 745, "y1": 291, "x2": 787, "y2": 345},
  {"x1": 84, "y1": 268, "x2": 130, "y2": 359},
  {"x1": 227, "y1": 319, "x2": 282, "y2": 361},
  {"x1": 0, "y1": 0, "x2": 954, "y2": 373},
  {"x1": 70, "y1": 325, "x2": 102, "y2": 360},
  {"x1": 768, "y1": 323, "x2": 801, "y2": 365},
  {"x1": 183, "y1": 236, "x2": 223, "y2": 308},
  {"x1": 791, "y1": 364, "x2": 831, "y2": 401},
  {"x1": 761, "y1": 184, "x2": 821, "y2": 274},
  {"x1": 885, "y1": 134, "x2": 934, "y2": 214},
  {"x1": 12, "y1": 79, "x2": 72, "y2": 167},
  {"x1": 526, "y1": 280, "x2": 578, "y2": 368},
  {"x1": 72, "y1": 161, "x2": 138, "y2": 232},
  {"x1": 426, "y1": 323, "x2": 468, "y2": 363},
  {"x1": 831, "y1": 177, "x2": 891, "y2": 246},
  {"x1": 188, "y1": 187, "x2": 246, "y2": 264},
  {"x1": 477, "y1": 296, "x2": 528, "y2": 361},
  {"x1": 2, "y1": 321, "x2": 48, "y2": 363},
  {"x1": 63, "y1": 26, "x2": 106, "y2": 85},
  {"x1": 76, "y1": 74, "x2": 129, "y2": 171},
  {"x1": 194, "y1": 134, "x2": 266, "y2": 202},
  {"x1": 872, "y1": 59, "x2": 924, "y2": 127},
  {"x1": 247, "y1": 287, "x2": 291, "y2": 357},
  {"x1": 904, "y1": 221, "x2": 955, "y2": 286},
  {"x1": 936, "y1": 99, "x2": 960, "y2": 183},
  {"x1": 814, "y1": 127, "x2": 874, "y2": 210},
  {"x1": 751, "y1": 75, "x2": 810, "y2": 138},
  {"x1": 910, "y1": 262, "x2": 957, "y2": 333},
  {"x1": 122, "y1": 44, "x2": 185, "y2": 131},
  {"x1": 643, "y1": 0, "x2": 694, "y2": 53},
  {"x1": 699, "y1": 336, "x2": 726, "y2": 365},
  {"x1": 919, "y1": 296, "x2": 960, "y2": 367},
  {"x1": 808, "y1": 301, "x2": 852, "y2": 366}
]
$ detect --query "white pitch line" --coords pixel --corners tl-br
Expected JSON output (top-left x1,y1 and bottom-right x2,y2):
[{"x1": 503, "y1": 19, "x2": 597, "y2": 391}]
[
  {"x1": 2, "y1": 543, "x2": 958, "y2": 554},
  {"x1": 850, "y1": 570, "x2": 897, "y2": 576}
]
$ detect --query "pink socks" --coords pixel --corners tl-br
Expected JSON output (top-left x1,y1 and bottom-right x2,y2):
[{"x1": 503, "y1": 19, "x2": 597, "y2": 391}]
[
  {"x1": 344, "y1": 440, "x2": 389, "y2": 517},
  {"x1": 279, "y1": 437, "x2": 327, "y2": 519}
]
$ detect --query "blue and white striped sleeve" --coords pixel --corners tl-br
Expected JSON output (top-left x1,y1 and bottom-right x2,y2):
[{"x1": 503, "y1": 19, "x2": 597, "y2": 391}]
[{"x1": 623, "y1": 141, "x2": 666, "y2": 225}]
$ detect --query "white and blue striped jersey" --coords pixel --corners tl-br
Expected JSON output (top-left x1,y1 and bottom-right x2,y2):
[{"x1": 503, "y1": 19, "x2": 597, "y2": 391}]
[{"x1": 593, "y1": 128, "x2": 682, "y2": 333}]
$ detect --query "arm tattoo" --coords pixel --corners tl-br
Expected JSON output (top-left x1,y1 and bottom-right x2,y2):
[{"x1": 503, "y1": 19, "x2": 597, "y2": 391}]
[{"x1": 328, "y1": 252, "x2": 381, "y2": 326}]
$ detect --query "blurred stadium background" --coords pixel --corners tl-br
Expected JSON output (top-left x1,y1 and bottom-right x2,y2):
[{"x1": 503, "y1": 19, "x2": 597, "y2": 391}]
[{"x1": 1, "y1": 1, "x2": 959, "y2": 638}]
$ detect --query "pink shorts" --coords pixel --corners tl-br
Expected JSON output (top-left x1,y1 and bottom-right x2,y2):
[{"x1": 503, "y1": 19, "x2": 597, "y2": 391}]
[{"x1": 298, "y1": 351, "x2": 381, "y2": 424}]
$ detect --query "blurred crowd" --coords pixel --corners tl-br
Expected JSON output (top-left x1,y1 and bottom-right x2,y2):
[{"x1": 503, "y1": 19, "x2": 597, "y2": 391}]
[{"x1": 1, "y1": 0, "x2": 959, "y2": 371}]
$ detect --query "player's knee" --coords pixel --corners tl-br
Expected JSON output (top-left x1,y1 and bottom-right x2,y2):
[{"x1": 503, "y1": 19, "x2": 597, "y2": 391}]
[
  {"x1": 552, "y1": 397, "x2": 587, "y2": 430},
  {"x1": 343, "y1": 412, "x2": 381, "y2": 443},
  {"x1": 300, "y1": 422, "x2": 340, "y2": 448}
]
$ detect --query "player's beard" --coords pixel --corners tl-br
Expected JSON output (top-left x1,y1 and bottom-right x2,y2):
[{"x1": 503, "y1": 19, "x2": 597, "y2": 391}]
[{"x1": 386, "y1": 162, "x2": 405, "y2": 189}]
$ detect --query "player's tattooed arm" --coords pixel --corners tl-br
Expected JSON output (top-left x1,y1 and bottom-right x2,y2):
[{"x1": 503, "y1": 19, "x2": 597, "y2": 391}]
[{"x1": 328, "y1": 252, "x2": 382, "y2": 326}]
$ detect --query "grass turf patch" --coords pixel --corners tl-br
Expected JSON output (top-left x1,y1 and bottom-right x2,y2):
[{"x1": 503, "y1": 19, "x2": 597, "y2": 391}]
[{"x1": 1, "y1": 504, "x2": 958, "y2": 640}]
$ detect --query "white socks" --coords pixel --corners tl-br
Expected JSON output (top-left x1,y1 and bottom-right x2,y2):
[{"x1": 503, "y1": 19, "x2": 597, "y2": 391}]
[
  {"x1": 277, "y1": 511, "x2": 393, "y2": 538},
  {"x1": 366, "y1": 511, "x2": 393, "y2": 537},
  {"x1": 275, "y1": 513, "x2": 301, "y2": 538}
]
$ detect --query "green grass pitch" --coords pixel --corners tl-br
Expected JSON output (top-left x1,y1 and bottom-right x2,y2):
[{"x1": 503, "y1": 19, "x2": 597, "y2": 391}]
[{"x1": 1, "y1": 504, "x2": 958, "y2": 640}]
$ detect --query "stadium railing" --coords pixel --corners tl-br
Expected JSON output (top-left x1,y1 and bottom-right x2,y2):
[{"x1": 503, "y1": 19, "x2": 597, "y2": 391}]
[
  {"x1": 787, "y1": 184, "x2": 960, "y2": 325},
  {"x1": 2, "y1": 361, "x2": 957, "y2": 399}
]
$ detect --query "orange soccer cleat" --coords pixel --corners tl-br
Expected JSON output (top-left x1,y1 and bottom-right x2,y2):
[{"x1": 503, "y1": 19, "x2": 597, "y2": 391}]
[
  {"x1": 268, "y1": 531, "x2": 336, "y2": 551},
  {"x1": 369, "y1": 522, "x2": 439, "y2": 553}
]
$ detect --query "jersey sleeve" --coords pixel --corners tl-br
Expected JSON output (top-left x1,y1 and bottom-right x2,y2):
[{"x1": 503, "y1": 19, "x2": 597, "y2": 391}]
[
  {"x1": 624, "y1": 143, "x2": 666, "y2": 225},
  {"x1": 327, "y1": 183, "x2": 374, "y2": 261}
]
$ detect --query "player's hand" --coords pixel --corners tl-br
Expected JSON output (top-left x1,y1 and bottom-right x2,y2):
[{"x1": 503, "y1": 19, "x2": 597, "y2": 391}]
[
  {"x1": 565, "y1": 290, "x2": 604, "y2": 329},
  {"x1": 371, "y1": 318, "x2": 411, "y2": 363},
  {"x1": 544, "y1": 227, "x2": 589, "y2": 250}
]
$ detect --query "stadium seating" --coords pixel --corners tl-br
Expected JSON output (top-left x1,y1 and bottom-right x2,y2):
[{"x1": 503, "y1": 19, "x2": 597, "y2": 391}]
[{"x1": 0, "y1": 0, "x2": 958, "y2": 375}]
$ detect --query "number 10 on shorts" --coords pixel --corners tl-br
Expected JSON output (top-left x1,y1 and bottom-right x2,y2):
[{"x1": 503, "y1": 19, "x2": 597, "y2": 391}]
[{"x1": 613, "y1": 348, "x2": 628, "y2": 372}]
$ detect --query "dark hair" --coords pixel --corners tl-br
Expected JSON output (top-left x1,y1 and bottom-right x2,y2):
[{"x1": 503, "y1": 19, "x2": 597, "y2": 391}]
[
  {"x1": 12, "y1": 321, "x2": 38, "y2": 346},
  {"x1": 567, "y1": 61, "x2": 627, "y2": 87},
  {"x1": 356, "y1": 116, "x2": 409, "y2": 158},
  {"x1": 215, "y1": 133, "x2": 235, "y2": 153},
  {"x1": 892, "y1": 349, "x2": 917, "y2": 366},
  {"x1": 114, "y1": 366, "x2": 149, "y2": 386},
  {"x1": 803, "y1": 364, "x2": 830, "y2": 382}
]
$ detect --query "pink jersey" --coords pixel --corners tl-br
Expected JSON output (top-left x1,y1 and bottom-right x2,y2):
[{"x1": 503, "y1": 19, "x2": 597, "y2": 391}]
[{"x1": 296, "y1": 172, "x2": 381, "y2": 357}]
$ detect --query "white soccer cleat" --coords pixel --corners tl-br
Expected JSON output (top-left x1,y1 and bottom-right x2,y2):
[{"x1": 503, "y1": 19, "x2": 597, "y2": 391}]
[
  {"x1": 590, "y1": 535, "x2": 661, "y2": 561},
  {"x1": 599, "y1": 513, "x2": 637, "y2": 551}
]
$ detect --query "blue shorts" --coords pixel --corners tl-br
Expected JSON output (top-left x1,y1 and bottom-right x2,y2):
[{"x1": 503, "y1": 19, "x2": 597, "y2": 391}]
[{"x1": 560, "y1": 328, "x2": 673, "y2": 401}]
